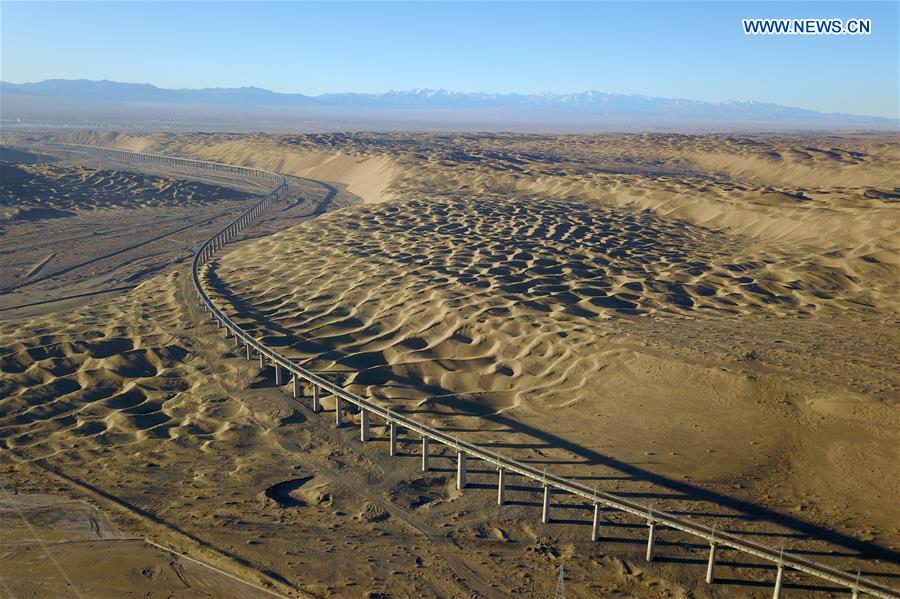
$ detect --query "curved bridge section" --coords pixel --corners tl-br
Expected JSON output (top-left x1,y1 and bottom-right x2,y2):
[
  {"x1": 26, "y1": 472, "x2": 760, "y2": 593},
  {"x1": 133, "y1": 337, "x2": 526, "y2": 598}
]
[{"x1": 37, "y1": 142, "x2": 898, "y2": 599}]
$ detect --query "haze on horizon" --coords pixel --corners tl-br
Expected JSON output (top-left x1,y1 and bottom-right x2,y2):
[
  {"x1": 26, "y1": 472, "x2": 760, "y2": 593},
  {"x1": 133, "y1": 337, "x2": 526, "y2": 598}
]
[{"x1": 2, "y1": 0, "x2": 898, "y2": 120}]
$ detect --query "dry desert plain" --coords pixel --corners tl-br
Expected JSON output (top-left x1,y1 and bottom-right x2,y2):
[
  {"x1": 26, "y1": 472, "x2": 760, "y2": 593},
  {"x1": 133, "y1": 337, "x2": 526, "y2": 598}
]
[{"x1": 0, "y1": 131, "x2": 898, "y2": 598}]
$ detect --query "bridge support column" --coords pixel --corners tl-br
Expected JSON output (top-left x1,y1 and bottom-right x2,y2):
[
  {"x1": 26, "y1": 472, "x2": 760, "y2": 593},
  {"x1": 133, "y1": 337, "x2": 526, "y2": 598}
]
[
  {"x1": 292, "y1": 375, "x2": 300, "y2": 399},
  {"x1": 497, "y1": 468, "x2": 506, "y2": 505},
  {"x1": 360, "y1": 409, "x2": 370, "y2": 441},
  {"x1": 457, "y1": 451, "x2": 467, "y2": 490},
  {"x1": 706, "y1": 542, "x2": 717, "y2": 583},
  {"x1": 389, "y1": 422, "x2": 397, "y2": 456},
  {"x1": 421, "y1": 436, "x2": 429, "y2": 471},
  {"x1": 275, "y1": 364, "x2": 283, "y2": 385},
  {"x1": 591, "y1": 504, "x2": 600, "y2": 542},
  {"x1": 259, "y1": 352, "x2": 265, "y2": 369},
  {"x1": 542, "y1": 485, "x2": 551, "y2": 524},
  {"x1": 335, "y1": 396, "x2": 342, "y2": 426},
  {"x1": 646, "y1": 521, "x2": 656, "y2": 562},
  {"x1": 773, "y1": 563, "x2": 784, "y2": 599},
  {"x1": 312, "y1": 386, "x2": 321, "y2": 412},
  {"x1": 234, "y1": 335, "x2": 240, "y2": 348},
  {"x1": 246, "y1": 345, "x2": 252, "y2": 361}
]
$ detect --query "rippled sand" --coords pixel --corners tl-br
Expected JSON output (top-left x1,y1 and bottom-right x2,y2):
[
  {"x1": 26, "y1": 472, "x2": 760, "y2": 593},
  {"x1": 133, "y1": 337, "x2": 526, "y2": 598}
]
[{"x1": 2, "y1": 131, "x2": 898, "y2": 597}]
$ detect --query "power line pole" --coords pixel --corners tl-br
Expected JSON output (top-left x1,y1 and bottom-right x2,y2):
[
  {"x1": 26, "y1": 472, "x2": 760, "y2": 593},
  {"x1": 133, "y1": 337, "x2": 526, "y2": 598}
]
[{"x1": 554, "y1": 564, "x2": 565, "y2": 599}]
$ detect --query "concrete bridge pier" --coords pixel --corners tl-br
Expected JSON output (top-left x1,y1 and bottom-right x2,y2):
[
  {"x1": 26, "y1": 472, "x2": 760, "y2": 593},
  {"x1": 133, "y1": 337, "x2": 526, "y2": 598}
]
[
  {"x1": 773, "y1": 563, "x2": 784, "y2": 599},
  {"x1": 542, "y1": 485, "x2": 551, "y2": 524},
  {"x1": 421, "y1": 436, "x2": 429, "y2": 471},
  {"x1": 259, "y1": 352, "x2": 265, "y2": 369},
  {"x1": 335, "y1": 396, "x2": 343, "y2": 426},
  {"x1": 706, "y1": 542, "x2": 717, "y2": 583},
  {"x1": 312, "y1": 386, "x2": 321, "y2": 412},
  {"x1": 457, "y1": 451, "x2": 467, "y2": 490},
  {"x1": 245, "y1": 345, "x2": 253, "y2": 361},
  {"x1": 389, "y1": 422, "x2": 398, "y2": 456},
  {"x1": 274, "y1": 364, "x2": 283, "y2": 385},
  {"x1": 360, "y1": 409, "x2": 370, "y2": 441},
  {"x1": 591, "y1": 504, "x2": 600, "y2": 542},
  {"x1": 292, "y1": 374, "x2": 300, "y2": 399},
  {"x1": 497, "y1": 468, "x2": 506, "y2": 505},
  {"x1": 234, "y1": 335, "x2": 241, "y2": 348},
  {"x1": 646, "y1": 520, "x2": 656, "y2": 562}
]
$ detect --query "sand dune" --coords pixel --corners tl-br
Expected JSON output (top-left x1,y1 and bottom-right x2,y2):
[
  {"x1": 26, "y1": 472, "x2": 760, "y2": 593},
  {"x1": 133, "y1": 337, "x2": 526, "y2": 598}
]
[
  {"x1": 208, "y1": 187, "x2": 899, "y2": 537},
  {"x1": 198, "y1": 131, "x2": 898, "y2": 589},
  {"x1": 1, "y1": 160, "x2": 252, "y2": 217},
  {"x1": 43, "y1": 131, "x2": 899, "y2": 285},
  {"x1": 0, "y1": 270, "x2": 696, "y2": 598},
  {"x1": 2, "y1": 131, "x2": 899, "y2": 597},
  {"x1": 215, "y1": 194, "x2": 892, "y2": 319},
  {"x1": 1, "y1": 274, "x2": 219, "y2": 459}
]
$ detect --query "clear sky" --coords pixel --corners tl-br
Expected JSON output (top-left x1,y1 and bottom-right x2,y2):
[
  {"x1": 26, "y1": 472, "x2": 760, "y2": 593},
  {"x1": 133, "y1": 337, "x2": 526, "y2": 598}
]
[{"x1": 2, "y1": 1, "x2": 898, "y2": 118}]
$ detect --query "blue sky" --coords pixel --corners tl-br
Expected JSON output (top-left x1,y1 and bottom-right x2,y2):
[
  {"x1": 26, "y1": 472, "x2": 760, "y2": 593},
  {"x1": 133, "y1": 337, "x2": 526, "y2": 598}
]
[{"x1": 1, "y1": 1, "x2": 897, "y2": 118}]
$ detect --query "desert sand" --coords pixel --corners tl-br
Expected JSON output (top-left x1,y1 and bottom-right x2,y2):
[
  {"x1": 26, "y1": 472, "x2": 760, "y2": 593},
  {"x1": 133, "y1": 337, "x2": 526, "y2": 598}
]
[{"x1": 0, "y1": 131, "x2": 898, "y2": 598}]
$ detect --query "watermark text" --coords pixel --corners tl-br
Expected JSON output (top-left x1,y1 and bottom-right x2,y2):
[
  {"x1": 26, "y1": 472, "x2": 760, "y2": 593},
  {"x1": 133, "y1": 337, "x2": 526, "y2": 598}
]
[{"x1": 742, "y1": 18, "x2": 871, "y2": 35}]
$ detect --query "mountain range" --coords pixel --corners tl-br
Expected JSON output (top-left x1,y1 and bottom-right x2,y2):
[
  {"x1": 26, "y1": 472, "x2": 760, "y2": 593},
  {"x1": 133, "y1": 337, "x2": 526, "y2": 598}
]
[{"x1": 1, "y1": 79, "x2": 896, "y2": 132}]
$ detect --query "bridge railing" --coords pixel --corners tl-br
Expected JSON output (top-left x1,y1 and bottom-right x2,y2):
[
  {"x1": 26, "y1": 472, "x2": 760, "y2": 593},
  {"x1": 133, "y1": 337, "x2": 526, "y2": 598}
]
[
  {"x1": 38, "y1": 142, "x2": 899, "y2": 599},
  {"x1": 39, "y1": 142, "x2": 281, "y2": 185}
]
